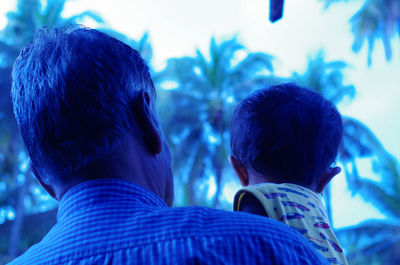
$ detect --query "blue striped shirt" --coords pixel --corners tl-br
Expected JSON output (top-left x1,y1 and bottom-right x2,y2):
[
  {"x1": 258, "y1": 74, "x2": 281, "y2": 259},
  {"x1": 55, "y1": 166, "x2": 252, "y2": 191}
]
[{"x1": 9, "y1": 179, "x2": 329, "y2": 264}]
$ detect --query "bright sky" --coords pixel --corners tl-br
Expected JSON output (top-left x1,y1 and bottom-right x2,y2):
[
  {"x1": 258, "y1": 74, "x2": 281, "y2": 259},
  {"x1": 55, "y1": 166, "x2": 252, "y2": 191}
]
[{"x1": 1, "y1": 0, "x2": 399, "y2": 228}]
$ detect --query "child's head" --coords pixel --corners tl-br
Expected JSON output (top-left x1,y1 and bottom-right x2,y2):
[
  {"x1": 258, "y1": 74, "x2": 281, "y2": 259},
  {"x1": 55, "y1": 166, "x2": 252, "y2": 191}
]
[{"x1": 230, "y1": 83, "x2": 343, "y2": 192}]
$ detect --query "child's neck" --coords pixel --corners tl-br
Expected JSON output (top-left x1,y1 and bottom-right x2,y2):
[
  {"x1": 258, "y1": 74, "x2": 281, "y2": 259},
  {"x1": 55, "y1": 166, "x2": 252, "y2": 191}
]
[{"x1": 250, "y1": 174, "x2": 318, "y2": 193}]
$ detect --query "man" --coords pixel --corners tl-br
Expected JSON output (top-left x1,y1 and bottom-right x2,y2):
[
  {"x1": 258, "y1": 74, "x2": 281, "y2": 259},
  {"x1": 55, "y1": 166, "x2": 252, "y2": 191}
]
[{"x1": 9, "y1": 26, "x2": 328, "y2": 264}]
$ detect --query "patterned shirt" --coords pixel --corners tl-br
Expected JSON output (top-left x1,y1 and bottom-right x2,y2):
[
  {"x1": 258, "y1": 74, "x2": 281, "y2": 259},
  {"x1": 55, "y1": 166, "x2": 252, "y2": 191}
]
[
  {"x1": 9, "y1": 179, "x2": 329, "y2": 265},
  {"x1": 234, "y1": 183, "x2": 348, "y2": 265}
]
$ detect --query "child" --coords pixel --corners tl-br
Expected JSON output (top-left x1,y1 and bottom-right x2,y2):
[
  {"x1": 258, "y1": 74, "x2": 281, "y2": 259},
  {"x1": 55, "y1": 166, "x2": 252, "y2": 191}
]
[{"x1": 230, "y1": 83, "x2": 348, "y2": 265}]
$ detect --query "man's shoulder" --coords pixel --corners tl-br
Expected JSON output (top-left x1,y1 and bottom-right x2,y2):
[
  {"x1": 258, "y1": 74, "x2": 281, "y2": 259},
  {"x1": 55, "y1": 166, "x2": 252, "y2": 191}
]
[
  {"x1": 138, "y1": 206, "x2": 328, "y2": 264},
  {"x1": 8, "y1": 206, "x2": 328, "y2": 265},
  {"x1": 158, "y1": 205, "x2": 302, "y2": 240}
]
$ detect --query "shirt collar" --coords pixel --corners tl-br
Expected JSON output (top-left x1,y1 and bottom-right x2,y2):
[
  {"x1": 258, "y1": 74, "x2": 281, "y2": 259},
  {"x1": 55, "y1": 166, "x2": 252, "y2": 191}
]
[
  {"x1": 57, "y1": 178, "x2": 168, "y2": 221},
  {"x1": 282, "y1": 183, "x2": 321, "y2": 200}
]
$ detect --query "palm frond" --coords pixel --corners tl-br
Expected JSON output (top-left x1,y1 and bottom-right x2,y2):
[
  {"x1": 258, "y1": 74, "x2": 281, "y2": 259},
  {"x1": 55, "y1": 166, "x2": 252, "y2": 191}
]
[
  {"x1": 323, "y1": 0, "x2": 400, "y2": 66},
  {"x1": 340, "y1": 117, "x2": 400, "y2": 217},
  {"x1": 63, "y1": 11, "x2": 105, "y2": 26},
  {"x1": 325, "y1": 60, "x2": 349, "y2": 70},
  {"x1": 231, "y1": 52, "x2": 274, "y2": 76},
  {"x1": 41, "y1": 0, "x2": 67, "y2": 26},
  {"x1": 157, "y1": 37, "x2": 276, "y2": 206},
  {"x1": 158, "y1": 57, "x2": 204, "y2": 92},
  {"x1": 336, "y1": 219, "x2": 400, "y2": 264},
  {"x1": 293, "y1": 51, "x2": 354, "y2": 102},
  {"x1": 195, "y1": 49, "x2": 213, "y2": 87},
  {"x1": 341, "y1": 117, "x2": 388, "y2": 160},
  {"x1": 351, "y1": 0, "x2": 399, "y2": 65},
  {"x1": 319, "y1": 0, "x2": 353, "y2": 9},
  {"x1": 351, "y1": 178, "x2": 400, "y2": 218}
]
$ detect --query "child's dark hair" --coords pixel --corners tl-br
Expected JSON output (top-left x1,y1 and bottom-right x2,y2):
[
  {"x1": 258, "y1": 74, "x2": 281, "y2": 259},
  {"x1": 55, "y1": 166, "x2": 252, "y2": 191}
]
[{"x1": 231, "y1": 83, "x2": 343, "y2": 186}]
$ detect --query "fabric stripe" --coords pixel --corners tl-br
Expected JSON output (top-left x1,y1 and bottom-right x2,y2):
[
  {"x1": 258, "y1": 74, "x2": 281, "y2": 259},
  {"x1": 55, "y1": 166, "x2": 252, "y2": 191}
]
[{"x1": 8, "y1": 179, "x2": 329, "y2": 265}]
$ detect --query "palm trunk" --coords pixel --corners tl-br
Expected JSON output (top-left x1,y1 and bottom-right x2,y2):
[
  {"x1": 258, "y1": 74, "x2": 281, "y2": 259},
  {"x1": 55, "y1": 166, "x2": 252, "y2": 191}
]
[
  {"x1": 212, "y1": 165, "x2": 222, "y2": 208},
  {"x1": 8, "y1": 178, "x2": 29, "y2": 257},
  {"x1": 187, "y1": 174, "x2": 197, "y2": 206},
  {"x1": 8, "y1": 147, "x2": 30, "y2": 258},
  {"x1": 185, "y1": 143, "x2": 204, "y2": 206}
]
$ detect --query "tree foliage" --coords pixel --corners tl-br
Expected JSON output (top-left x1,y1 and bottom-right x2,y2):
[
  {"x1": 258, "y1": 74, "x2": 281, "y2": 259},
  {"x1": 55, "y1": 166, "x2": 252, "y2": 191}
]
[
  {"x1": 0, "y1": 0, "x2": 399, "y2": 263},
  {"x1": 157, "y1": 37, "x2": 274, "y2": 206},
  {"x1": 289, "y1": 50, "x2": 400, "y2": 264},
  {"x1": 321, "y1": 0, "x2": 400, "y2": 65}
]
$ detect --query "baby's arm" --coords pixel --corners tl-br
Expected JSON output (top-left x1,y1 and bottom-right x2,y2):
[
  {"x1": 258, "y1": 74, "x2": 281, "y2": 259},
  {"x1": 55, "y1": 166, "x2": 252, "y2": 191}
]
[{"x1": 239, "y1": 193, "x2": 269, "y2": 217}]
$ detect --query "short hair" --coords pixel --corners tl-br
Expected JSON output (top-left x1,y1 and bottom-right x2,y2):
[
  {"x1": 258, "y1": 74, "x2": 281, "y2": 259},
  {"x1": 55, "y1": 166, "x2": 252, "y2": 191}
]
[
  {"x1": 231, "y1": 83, "x2": 343, "y2": 186},
  {"x1": 12, "y1": 26, "x2": 156, "y2": 184}
]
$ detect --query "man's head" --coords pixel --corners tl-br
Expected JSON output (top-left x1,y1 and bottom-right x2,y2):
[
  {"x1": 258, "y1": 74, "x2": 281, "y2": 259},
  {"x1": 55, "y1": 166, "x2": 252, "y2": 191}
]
[
  {"x1": 12, "y1": 26, "x2": 173, "y2": 204},
  {"x1": 230, "y1": 83, "x2": 343, "y2": 192}
]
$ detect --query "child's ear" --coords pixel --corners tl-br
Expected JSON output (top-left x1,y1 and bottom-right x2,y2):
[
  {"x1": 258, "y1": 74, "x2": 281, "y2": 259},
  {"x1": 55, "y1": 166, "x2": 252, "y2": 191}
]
[
  {"x1": 229, "y1": 155, "x2": 249, "y2": 186},
  {"x1": 317, "y1": 166, "x2": 341, "y2": 193}
]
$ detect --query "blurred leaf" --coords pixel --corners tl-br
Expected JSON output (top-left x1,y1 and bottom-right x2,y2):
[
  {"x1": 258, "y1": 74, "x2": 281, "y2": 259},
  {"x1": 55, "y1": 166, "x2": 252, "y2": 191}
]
[
  {"x1": 321, "y1": 0, "x2": 400, "y2": 66},
  {"x1": 292, "y1": 50, "x2": 355, "y2": 104},
  {"x1": 336, "y1": 219, "x2": 400, "y2": 264},
  {"x1": 63, "y1": 11, "x2": 105, "y2": 25}
]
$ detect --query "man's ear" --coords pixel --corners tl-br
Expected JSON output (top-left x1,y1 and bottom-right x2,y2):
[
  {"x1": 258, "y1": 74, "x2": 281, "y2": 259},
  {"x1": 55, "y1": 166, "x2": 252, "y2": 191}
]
[
  {"x1": 317, "y1": 166, "x2": 341, "y2": 193},
  {"x1": 131, "y1": 90, "x2": 162, "y2": 155},
  {"x1": 31, "y1": 166, "x2": 57, "y2": 200},
  {"x1": 229, "y1": 155, "x2": 249, "y2": 186}
]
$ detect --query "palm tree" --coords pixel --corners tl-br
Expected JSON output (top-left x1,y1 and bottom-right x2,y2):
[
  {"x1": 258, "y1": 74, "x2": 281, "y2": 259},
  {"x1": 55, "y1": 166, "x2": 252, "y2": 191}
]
[
  {"x1": 336, "y1": 151, "x2": 400, "y2": 264},
  {"x1": 321, "y1": 0, "x2": 400, "y2": 66},
  {"x1": 292, "y1": 50, "x2": 356, "y2": 103},
  {"x1": 291, "y1": 50, "x2": 396, "y2": 222},
  {"x1": 334, "y1": 113, "x2": 400, "y2": 265},
  {"x1": 156, "y1": 37, "x2": 274, "y2": 207},
  {"x1": 293, "y1": 51, "x2": 400, "y2": 264}
]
